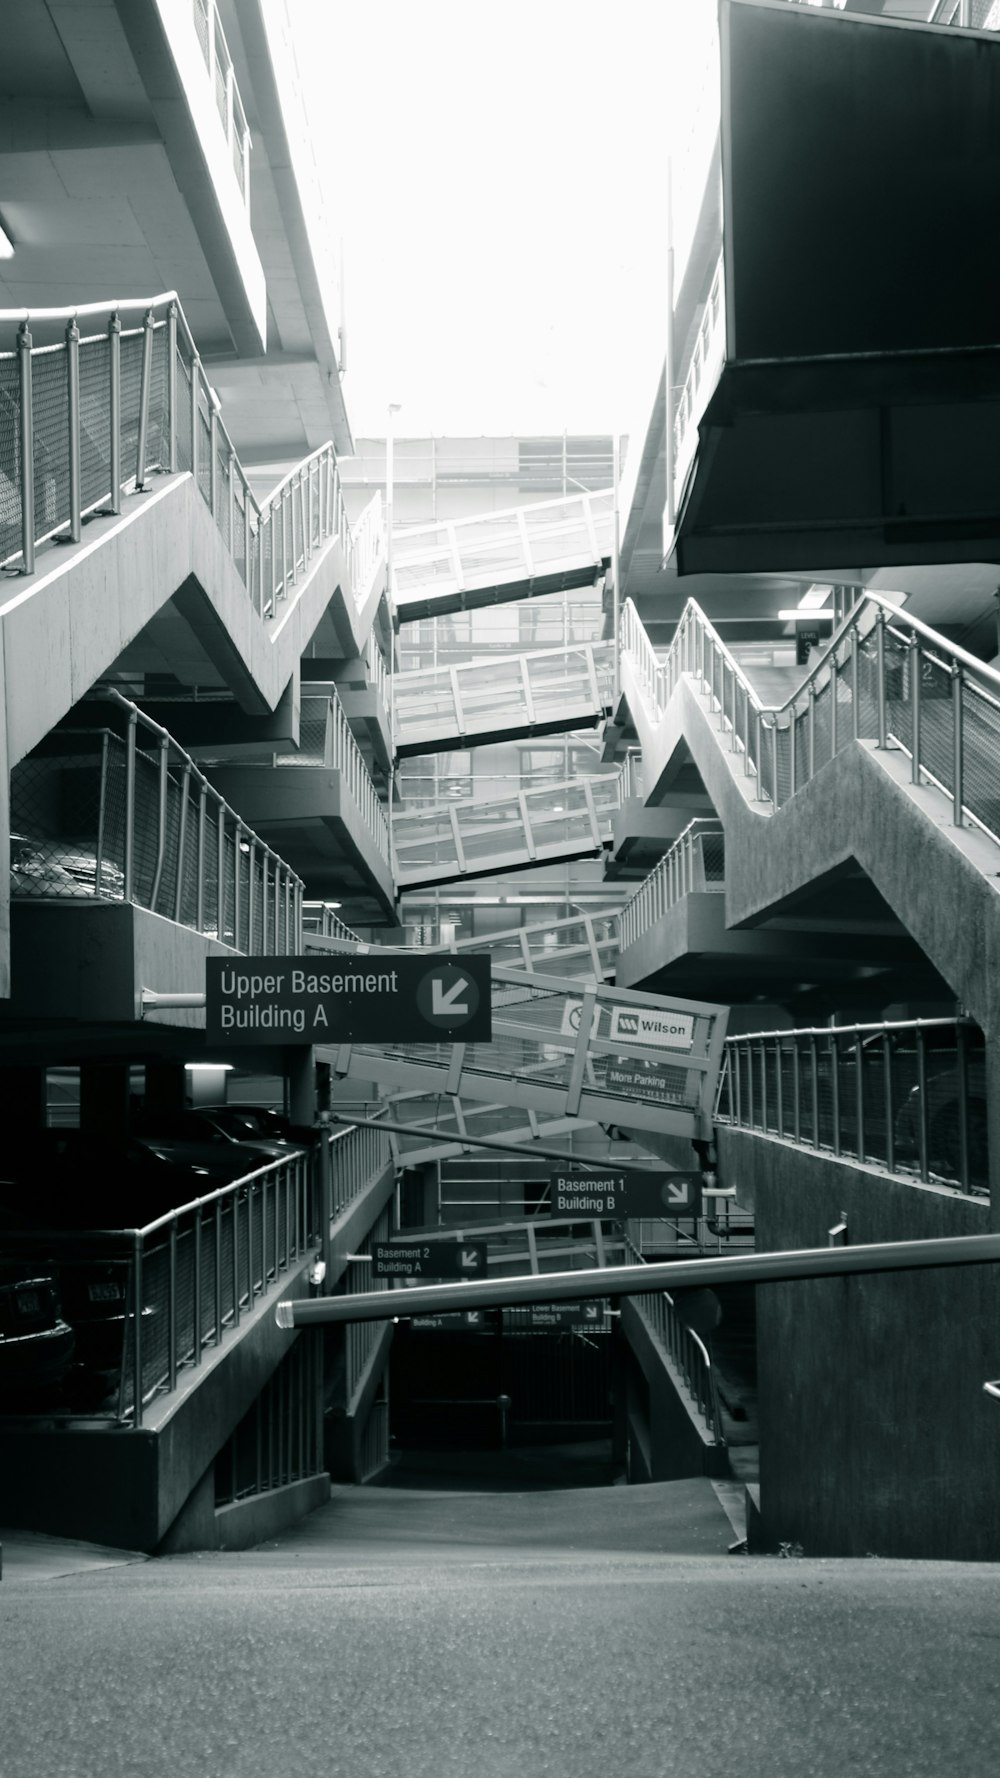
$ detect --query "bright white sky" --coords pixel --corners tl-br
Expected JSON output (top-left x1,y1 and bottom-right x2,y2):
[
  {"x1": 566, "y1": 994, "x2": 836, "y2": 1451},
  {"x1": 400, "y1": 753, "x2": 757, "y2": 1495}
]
[{"x1": 287, "y1": 0, "x2": 708, "y2": 441}]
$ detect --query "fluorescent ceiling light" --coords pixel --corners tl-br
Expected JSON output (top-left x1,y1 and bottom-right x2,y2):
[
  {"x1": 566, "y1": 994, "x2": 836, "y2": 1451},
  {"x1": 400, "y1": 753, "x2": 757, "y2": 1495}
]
[
  {"x1": 778, "y1": 609, "x2": 833, "y2": 621},
  {"x1": 185, "y1": 1062, "x2": 234, "y2": 1071},
  {"x1": 0, "y1": 216, "x2": 13, "y2": 259},
  {"x1": 798, "y1": 583, "x2": 834, "y2": 610}
]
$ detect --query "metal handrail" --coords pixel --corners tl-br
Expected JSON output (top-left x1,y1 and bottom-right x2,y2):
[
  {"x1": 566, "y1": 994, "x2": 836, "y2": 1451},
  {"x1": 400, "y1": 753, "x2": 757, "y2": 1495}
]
[
  {"x1": 609, "y1": 1231, "x2": 723, "y2": 1440},
  {"x1": 719, "y1": 1016, "x2": 988, "y2": 1198},
  {"x1": 673, "y1": 251, "x2": 726, "y2": 499},
  {"x1": 302, "y1": 903, "x2": 364, "y2": 945},
  {"x1": 0, "y1": 1124, "x2": 391, "y2": 1429},
  {"x1": 392, "y1": 640, "x2": 615, "y2": 749},
  {"x1": 618, "y1": 819, "x2": 725, "y2": 952},
  {"x1": 391, "y1": 772, "x2": 624, "y2": 886},
  {"x1": 391, "y1": 488, "x2": 614, "y2": 602},
  {"x1": 12, "y1": 687, "x2": 305, "y2": 951},
  {"x1": 620, "y1": 589, "x2": 1000, "y2": 844},
  {"x1": 0, "y1": 291, "x2": 383, "y2": 617}
]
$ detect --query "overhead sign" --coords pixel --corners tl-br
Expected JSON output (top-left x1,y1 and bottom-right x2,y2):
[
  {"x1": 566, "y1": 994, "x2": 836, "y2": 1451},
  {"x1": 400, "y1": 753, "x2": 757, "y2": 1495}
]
[
  {"x1": 524, "y1": 1300, "x2": 608, "y2": 1331},
  {"x1": 609, "y1": 1005, "x2": 695, "y2": 1051},
  {"x1": 205, "y1": 955, "x2": 491, "y2": 1045},
  {"x1": 372, "y1": 1241, "x2": 487, "y2": 1281},
  {"x1": 560, "y1": 998, "x2": 599, "y2": 1040},
  {"x1": 550, "y1": 1169, "x2": 702, "y2": 1217},
  {"x1": 409, "y1": 1309, "x2": 492, "y2": 1333},
  {"x1": 605, "y1": 1058, "x2": 684, "y2": 1105}
]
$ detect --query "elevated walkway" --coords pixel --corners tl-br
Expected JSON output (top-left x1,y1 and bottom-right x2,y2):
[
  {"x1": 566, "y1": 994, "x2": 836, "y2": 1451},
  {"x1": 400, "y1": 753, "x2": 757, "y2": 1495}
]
[
  {"x1": 393, "y1": 773, "x2": 623, "y2": 889},
  {"x1": 618, "y1": 594, "x2": 1000, "y2": 1037},
  {"x1": 324, "y1": 966, "x2": 728, "y2": 1145},
  {"x1": 391, "y1": 490, "x2": 613, "y2": 621},
  {"x1": 393, "y1": 641, "x2": 614, "y2": 756}
]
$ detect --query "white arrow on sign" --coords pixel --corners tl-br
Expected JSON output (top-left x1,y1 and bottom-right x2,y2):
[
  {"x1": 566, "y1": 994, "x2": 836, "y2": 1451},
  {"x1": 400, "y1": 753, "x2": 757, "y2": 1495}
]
[
  {"x1": 584, "y1": 1304, "x2": 599, "y2": 1320},
  {"x1": 432, "y1": 976, "x2": 469, "y2": 1017},
  {"x1": 461, "y1": 1249, "x2": 479, "y2": 1269},
  {"x1": 667, "y1": 1178, "x2": 692, "y2": 1203}
]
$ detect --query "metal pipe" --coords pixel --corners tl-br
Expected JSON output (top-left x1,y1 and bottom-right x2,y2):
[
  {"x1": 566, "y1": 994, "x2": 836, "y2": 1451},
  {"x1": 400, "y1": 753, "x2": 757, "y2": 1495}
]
[
  {"x1": 876, "y1": 608, "x2": 888, "y2": 748},
  {"x1": 132, "y1": 1233, "x2": 144, "y2": 1427},
  {"x1": 276, "y1": 1231, "x2": 1000, "y2": 1329},
  {"x1": 167, "y1": 303, "x2": 178, "y2": 473},
  {"x1": 952, "y1": 663, "x2": 965, "y2": 827},
  {"x1": 66, "y1": 317, "x2": 82, "y2": 542},
  {"x1": 324, "y1": 1110, "x2": 674, "y2": 1172},
  {"x1": 17, "y1": 321, "x2": 35, "y2": 573},
  {"x1": 910, "y1": 637, "x2": 922, "y2": 784}
]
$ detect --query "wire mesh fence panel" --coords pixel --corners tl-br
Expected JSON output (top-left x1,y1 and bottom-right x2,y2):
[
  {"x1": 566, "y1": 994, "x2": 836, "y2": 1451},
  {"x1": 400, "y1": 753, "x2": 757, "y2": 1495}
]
[
  {"x1": 118, "y1": 330, "x2": 145, "y2": 490},
  {"x1": 834, "y1": 652, "x2": 855, "y2": 753},
  {"x1": 216, "y1": 444, "x2": 231, "y2": 550},
  {"x1": 175, "y1": 343, "x2": 194, "y2": 474},
  {"x1": 232, "y1": 477, "x2": 248, "y2": 584},
  {"x1": 961, "y1": 682, "x2": 1000, "y2": 839},
  {"x1": 0, "y1": 353, "x2": 21, "y2": 561},
  {"x1": 31, "y1": 347, "x2": 70, "y2": 540},
  {"x1": 197, "y1": 401, "x2": 212, "y2": 508},
  {"x1": 147, "y1": 323, "x2": 169, "y2": 473},
  {"x1": 78, "y1": 336, "x2": 112, "y2": 513}
]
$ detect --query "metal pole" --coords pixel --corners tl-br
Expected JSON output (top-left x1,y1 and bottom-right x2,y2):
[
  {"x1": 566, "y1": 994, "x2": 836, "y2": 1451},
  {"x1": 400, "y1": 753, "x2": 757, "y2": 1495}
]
[
  {"x1": 612, "y1": 432, "x2": 622, "y2": 703},
  {"x1": 167, "y1": 303, "x2": 178, "y2": 473},
  {"x1": 108, "y1": 311, "x2": 122, "y2": 515},
  {"x1": 276, "y1": 1230, "x2": 1000, "y2": 1328},
  {"x1": 135, "y1": 308, "x2": 154, "y2": 490},
  {"x1": 123, "y1": 710, "x2": 137, "y2": 902},
  {"x1": 66, "y1": 317, "x2": 82, "y2": 542},
  {"x1": 17, "y1": 321, "x2": 35, "y2": 573},
  {"x1": 952, "y1": 664, "x2": 965, "y2": 827}
]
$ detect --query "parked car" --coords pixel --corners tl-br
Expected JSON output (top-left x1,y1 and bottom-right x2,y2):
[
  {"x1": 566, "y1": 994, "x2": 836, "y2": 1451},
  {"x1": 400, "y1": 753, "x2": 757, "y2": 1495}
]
[
  {"x1": 9, "y1": 833, "x2": 125, "y2": 900},
  {"x1": 197, "y1": 1103, "x2": 320, "y2": 1149},
  {"x1": 0, "y1": 1271, "x2": 75, "y2": 1398},
  {"x1": 128, "y1": 1107, "x2": 297, "y2": 1169}
]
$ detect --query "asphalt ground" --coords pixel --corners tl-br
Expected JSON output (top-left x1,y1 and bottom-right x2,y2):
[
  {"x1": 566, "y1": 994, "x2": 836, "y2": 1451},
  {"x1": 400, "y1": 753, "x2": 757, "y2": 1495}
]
[{"x1": 1, "y1": 1479, "x2": 998, "y2": 1778}]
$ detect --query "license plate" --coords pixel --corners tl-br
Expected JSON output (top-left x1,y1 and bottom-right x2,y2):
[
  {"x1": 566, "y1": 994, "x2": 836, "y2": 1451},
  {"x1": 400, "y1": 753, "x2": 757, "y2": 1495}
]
[{"x1": 88, "y1": 1281, "x2": 124, "y2": 1303}]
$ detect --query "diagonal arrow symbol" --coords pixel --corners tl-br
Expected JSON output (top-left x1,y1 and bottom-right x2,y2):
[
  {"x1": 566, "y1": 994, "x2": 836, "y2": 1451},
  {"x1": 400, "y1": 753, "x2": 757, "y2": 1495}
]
[
  {"x1": 667, "y1": 1178, "x2": 692, "y2": 1204},
  {"x1": 461, "y1": 1248, "x2": 479, "y2": 1269},
  {"x1": 432, "y1": 976, "x2": 469, "y2": 1017}
]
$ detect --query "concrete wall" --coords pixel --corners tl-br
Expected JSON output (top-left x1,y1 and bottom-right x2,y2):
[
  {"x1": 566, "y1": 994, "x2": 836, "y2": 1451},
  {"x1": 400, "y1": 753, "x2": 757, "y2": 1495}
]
[{"x1": 718, "y1": 1126, "x2": 1000, "y2": 1560}]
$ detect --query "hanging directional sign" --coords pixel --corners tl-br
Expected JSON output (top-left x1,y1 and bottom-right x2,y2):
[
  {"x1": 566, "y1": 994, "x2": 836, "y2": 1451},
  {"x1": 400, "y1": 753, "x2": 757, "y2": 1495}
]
[
  {"x1": 372, "y1": 1240, "x2": 488, "y2": 1281},
  {"x1": 205, "y1": 954, "x2": 491, "y2": 1045},
  {"x1": 409, "y1": 1309, "x2": 493, "y2": 1333},
  {"x1": 549, "y1": 1168, "x2": 702, "y2": 1217},
  {"x1": 524, "y1": 1300, "x2": 608, "y2": 1331}
]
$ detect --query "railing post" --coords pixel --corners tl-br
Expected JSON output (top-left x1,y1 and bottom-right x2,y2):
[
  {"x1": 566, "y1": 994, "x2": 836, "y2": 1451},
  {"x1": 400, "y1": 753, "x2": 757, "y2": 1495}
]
[
  {"x1": 788, "y1": 707, "x2": 797, "y2": 794},
  {"x1": 909, "y1": 636, "x2": 922, "y2": 785},
  {"x1": 167, "y1": 302, "x2": 178, "y2": 474},
  {"x1": 830, "y1": 651, "x2": 838, "y2": 758},
  {"x1": 951, "y1": 663, "x2": 964, "y2": 827},
  {"x1": 855, "y1": 1032, "x2": 866, "y2": 1166},
  {"x1": 217, "y1": 805, "x2": 226, "y2": 943},
  {"x1": 186, "y1": 351, "x2": 201, "y2": 502},
  {"x1": 770, "y1": 717, "x2": 779, "y2": 808},
  {"x1": 883, "y1": 1030, "x2": 896, "y2": 1176},
  {"x1": 17, "y1": 320, "x2": 35, "y2": 574},
  {"x1": 830, "y1": 1032, "x2": 841, "y2": 1158},
  {"x1": 851, "y1": 623, "x2": 861, "y2": 740},
  {"x1": 174, "y1": 761, "x2": 191, "y2": 922},
  {"x1": 124, "y1": 709, "x2": 137, "y2": 902},
  {"x1": 234, "y1": 822, "x2": 243, "y2": 949},
  {"x1": 149, "y1": 735, "x2": 170, "y2": 913},
  {"x1": 810, "y1": 1034, "x2": 820, "y2": 1147},
  {"x1": 135, "y1": 307, "x2": 155, "y2": 490},
  {"x1": 108, "y1": 311, "x2": 122, "y2": 515},
  {"x1": 807, "y1": 682, "x2": 816, "y2": 781},
  {"x1": 875, "y1": 608, "x2": 888, "y2": 748},
  {"x1": 167, "y1": 1217, "x2": 178, "y2": 1394},
  {"x1": 132, "y1": 1233, "x2": 144, "y2": 1428},
  {"x1": 196, "y1": 782, "x2": 207, "y2": 932},
  {"x1": 209, "y1": 399, "x2": 219, "y2": 519},
  {"x1": 65, "y1": 317, "x2": 82, "y2": 542}
]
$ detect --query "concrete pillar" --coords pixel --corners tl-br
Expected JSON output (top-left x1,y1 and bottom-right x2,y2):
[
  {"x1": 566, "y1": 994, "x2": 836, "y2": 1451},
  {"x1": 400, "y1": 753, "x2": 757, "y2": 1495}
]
[
  {"x1": 286, "y1": 1046, "x2": 315, "y2": 1125},
  {"x1": 80, "y1": 1063, "x2": 131, "y2": 1136},
  {"x1": 144, "y1": 1062, "x2": 188, "y2": 1117},
  {"x1": 0, "y1": 1066, "x2": 46, "y2": 1131}
]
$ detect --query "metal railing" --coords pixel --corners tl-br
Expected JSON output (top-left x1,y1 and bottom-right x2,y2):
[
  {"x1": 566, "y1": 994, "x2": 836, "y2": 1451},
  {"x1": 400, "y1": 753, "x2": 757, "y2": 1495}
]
[
  {"x1": 930, "y1": 1, "x2": 1000, "y2": 28},
  {"x1": 0, "y1": 1123, "x2": 392, "y2": 1427},
  {"x1": 338, "y1": 963, "x2": 729, "y2": 1140},
  {"x1": 274, "y1": 686, "x2": 389, "y2": 864},
  {"x1": 392, "y1": 772, "x2": 624, "y2": 887},
  {"x1": 11, "y1": 689, "x2": 304, "y2": 951},
  {"x1": 393, "y1": 640, "x2": 615, "y2": 753},
  {"x1": 719, "y1": 1017, "x2": 989, "y2": 1197},
  {"x1": 0, "y1": 292, "x2": 382, "y2": 613},
  {"x1": 673, "y1": 252, "x2": 726, "y2": 502},
  {"x1": 621, "y1": 1232, "x2": 724, "y2": 1440},
  {"x1": 303, "y1": 903, "x2": 364, "y2": 946},
  {"x1": 192, "y1": 0, "x2": 252, "y2": 204},
  {"x1": 621, "y1": 592, "x2": 1000, "y2": 848},
  {"x1": 618, "y1": 819, "x2": 725, "y2": 952},
  {"x1": 391, "y1": 488, "x2": 615, "y2": 607}
]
